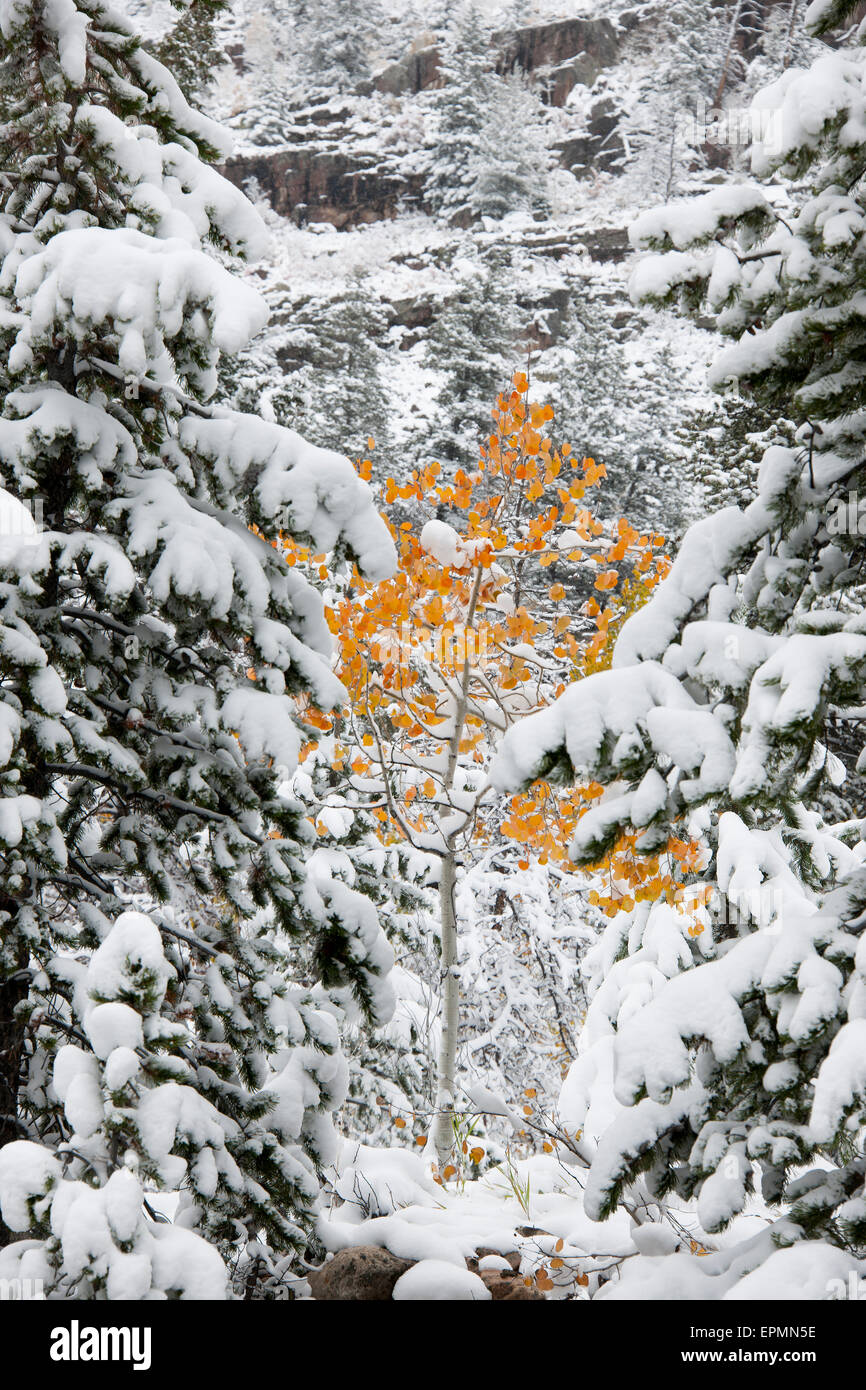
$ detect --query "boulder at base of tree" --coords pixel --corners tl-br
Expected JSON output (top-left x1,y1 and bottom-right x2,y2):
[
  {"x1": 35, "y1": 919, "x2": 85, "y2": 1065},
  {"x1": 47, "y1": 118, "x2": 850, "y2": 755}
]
[{"x1": 307, "y1": 1246, "x2": 412, "y2": 1300}]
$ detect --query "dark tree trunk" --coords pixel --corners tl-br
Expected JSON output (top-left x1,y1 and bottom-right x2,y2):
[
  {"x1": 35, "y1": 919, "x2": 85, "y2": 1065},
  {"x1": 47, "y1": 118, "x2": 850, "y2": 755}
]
[{"x1": 0, "y1": 915, "x2": 28, "y2": 1248}]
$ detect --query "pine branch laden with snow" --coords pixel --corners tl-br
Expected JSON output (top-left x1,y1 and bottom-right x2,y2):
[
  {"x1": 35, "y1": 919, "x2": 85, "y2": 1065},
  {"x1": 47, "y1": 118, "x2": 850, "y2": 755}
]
[
  {"x1": 627, "y1": 29, "x2": 866, "y2": 462},
  {"x1": 0, "y1": 0, "x2": 399, "y2": 1297},
  {"x1": 287, "y1": 733, "x2": 440, "y2": 1139},
  {"x1": 492, "y1": 0, "x2": 866, "y2": 1298},
  {"x1": 0, "y1": 912, "x2": 231, "y2": 1297}
]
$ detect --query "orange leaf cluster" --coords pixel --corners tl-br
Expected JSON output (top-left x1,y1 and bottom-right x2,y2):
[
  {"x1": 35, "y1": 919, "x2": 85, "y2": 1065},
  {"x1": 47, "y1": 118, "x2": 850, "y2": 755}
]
[{"x1": 280, "y1": 373, "x2": 703, "y2": 928}]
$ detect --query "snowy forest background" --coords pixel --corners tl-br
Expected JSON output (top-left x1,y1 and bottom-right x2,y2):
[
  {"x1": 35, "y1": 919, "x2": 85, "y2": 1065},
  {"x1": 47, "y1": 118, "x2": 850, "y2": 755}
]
[{"x1": 2, "y1": 0, "x2": 866, "y2": 1303}]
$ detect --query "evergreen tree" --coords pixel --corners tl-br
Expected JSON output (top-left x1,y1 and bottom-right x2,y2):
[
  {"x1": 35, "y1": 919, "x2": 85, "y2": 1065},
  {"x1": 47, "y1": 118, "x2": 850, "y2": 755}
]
[
  {"x1": 678, "y1": 398, "x2": 796, "y2": 514},
  {"x1": 492, "y1": 0, "x2": 866, "y2": 1294},
  {"x1": 619, "y1": 0, "x2": 734, "y2": 200},
  {"x1": 424, "y1": 2, "x2": 494, "y2": 226},
  {"x1": 225, "y1": 1, "x2": 303, "y2": 147},
  {"x1": 421, "y1": 246, "x2": 526, "y2": 466},
  {"x1": 472, "y1": 72, "x2": 552, "y2": 223},
  {"x1": 0, "y1": 911, "x2": 233, "y2": 1297},
  {"x1": 292, "y1": 738, "x2": 439, "y2": 1141},
  {"x1": 151, "y1": 0, "x2": 229, "y2": 102},
  {"x1": 536, "y1": 286, "x2": 701, "y2": 537},
  {"x1": 424, "y1": 5, "x2": 551, "y2": 227},
  {"x1": 300, "y1": 0, "x2": 381, "y2": 99},
  {"x1": 222, "y1": 275, "x2": 394, "y2": 471},
  {"x1": 0, "y1": 0, "x2": 398, "y2": 1297},
  {"x1": 225, "y1": 0, "x2": 381, "y2": 145}
]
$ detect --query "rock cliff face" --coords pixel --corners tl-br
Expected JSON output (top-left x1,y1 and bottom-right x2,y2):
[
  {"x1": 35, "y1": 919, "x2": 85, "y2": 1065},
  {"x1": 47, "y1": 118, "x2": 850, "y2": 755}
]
[
  {"x1": 493, "y1": 14, "x2": 623, "y2": 104},
  {"x1": 220, "y1": 15, "x2": 627, "y2": 228},
  {"x1": 371, "y1": 14, "x2": 623, "y2": 103},
  {"x1": 220, "y1": 2, "x2": 817, "y2": 230},
  {"x1": 555, "y1": 98, "x2": 625, "y2": 178},
  {"x1": 222, "y1": 143, "x2": 424, "y2": 228},
  {"x1": 372, "y1": 40, "x2": 441, "y2": 97}
]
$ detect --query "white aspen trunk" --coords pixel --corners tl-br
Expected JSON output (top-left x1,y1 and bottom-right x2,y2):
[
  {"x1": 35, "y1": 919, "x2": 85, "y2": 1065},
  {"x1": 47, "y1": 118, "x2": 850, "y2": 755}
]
[
  {"x1": 431, "y1": 564, "x2": 485, "y2": 1168},
  {"x1": 433, "y1": 849, "x2": 459, "y2": 1166}
]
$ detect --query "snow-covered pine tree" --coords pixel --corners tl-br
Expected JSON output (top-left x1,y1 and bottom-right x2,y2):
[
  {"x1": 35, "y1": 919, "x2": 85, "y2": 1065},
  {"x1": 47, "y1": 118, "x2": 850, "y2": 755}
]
[
  {"x1": 536, "y1": 285, "x2": 698, "y2": 537},
  {"x1": 491, "y1": 0, "x2": 866, "y2": 1296},
  {"x1": 226, "y1": 0, "x2": 378, "y2": 147},
  {"x1": 424, "y1": 1, "x2": 494, "y2": 226},
  {"x1": 150, "y1": 0, "x2": 229, "y2": 103},
  {"x1": 222, "y1": 0, "x2": 304, "y2": 148},
  {"x1": 298, "y1": 0, "x2": 382, "y2": 101},
  {"x1": 677, "y1": 398, "x2": 796, "y2": 514},
  {"x1": 619, "y1": 0, "x2": 732, "y2": 201},
  {"x1": 0, "y1": 0, "x2": 398, "y2": 1296},
  {"x1": 472, "y1": 71, "x2": 552, "y2": 223},
  {"x1": 223, "y1": 275, "x2": 394, "y2": 471},
  {"x1": 425, "y1": 6, "x2": 550, "y2": 227},
  {"x1": 737, "y1": 0, "x2": 825, "y2": 108},
  {"x1": 290, "y1": 737, "x2": 439, "y2": 1142},
  {"x1": 0, "y1": 910, "x2": 235, "y2": 1297},
  {"x1": 422, "y1": 245, "x2": 526, "y2": 466}
]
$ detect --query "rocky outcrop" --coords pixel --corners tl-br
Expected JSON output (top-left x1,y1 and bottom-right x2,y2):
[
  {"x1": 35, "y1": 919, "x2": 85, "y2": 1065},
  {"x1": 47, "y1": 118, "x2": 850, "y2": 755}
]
[
  {"x1": 220, "y1": 133, "x2": 633, "y2": 231},
  {"x1": 372, "y1": 15, "x2": 622, "y2": 106},
  {"x1": 374, "y1": 42, "x2": 441, "y2": 97},
  {"x1": 523, "y1": 286, "x2": 571, "y2": 352},
  {"x1": 307, "y1": 1245, "x2": 412, "y2": 1300},
  {"x1": 493, "y1": 16, "x2": 621, "y2": 105},
  {"x1": 308, "y1": 1243, "x2": 546, "y2": 1300},
  {"x1": 467, "y1": 1246, "x2": 542, "y2": 1293},
  {"x1": 222, "y1": 145, "x2": 424, "y2": 228},
  {"x1": 479, "y1": 1270, "x2": 544, "y2": 1300},
  {"x1": 556, "y1": 97, "x2": 625, "y2": 177},
  {"x1": 520, "y1": 224, "x2": 631, "y2": 265},
  {"x1": 466, "y1": 1246, "x2": 521, "y2": 1272}
]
